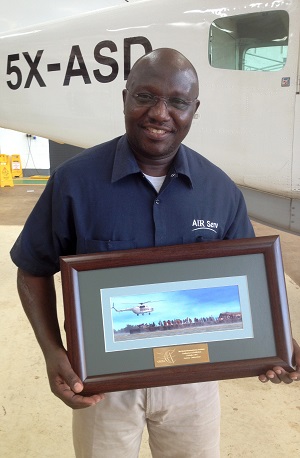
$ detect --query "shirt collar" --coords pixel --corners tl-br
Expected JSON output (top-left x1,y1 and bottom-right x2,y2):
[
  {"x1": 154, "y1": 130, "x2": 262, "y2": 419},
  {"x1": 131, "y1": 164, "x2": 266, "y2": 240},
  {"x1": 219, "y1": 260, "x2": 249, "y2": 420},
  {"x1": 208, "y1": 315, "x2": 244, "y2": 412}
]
[
  {"x1": 111, "y1": 135, "x2": 141, "y2": 183},
  {"x1": 111, "y1": 135, "x2": 193, "y2": 187},
  {"x1": 171, "y1": 143, "x2": 193, "y2": 187}
]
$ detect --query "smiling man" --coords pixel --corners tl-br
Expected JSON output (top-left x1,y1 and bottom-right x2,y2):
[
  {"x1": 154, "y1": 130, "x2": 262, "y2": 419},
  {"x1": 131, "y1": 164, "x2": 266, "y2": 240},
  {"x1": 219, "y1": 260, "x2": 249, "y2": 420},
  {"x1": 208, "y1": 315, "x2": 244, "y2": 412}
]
[
  {"x1": 123, "y1": 49, "x2": 200, "y2": 176},
  {"x1": 11, "y1": 48, "x2": 300, "y2": 458}
]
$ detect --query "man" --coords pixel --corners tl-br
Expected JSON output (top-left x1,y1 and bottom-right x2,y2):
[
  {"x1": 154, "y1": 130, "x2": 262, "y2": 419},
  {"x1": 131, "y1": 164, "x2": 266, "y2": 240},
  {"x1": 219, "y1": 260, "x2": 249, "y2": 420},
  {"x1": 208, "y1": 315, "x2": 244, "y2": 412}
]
[{"x1": 11, "y1": 48, "x2": 300, "y2": 458}]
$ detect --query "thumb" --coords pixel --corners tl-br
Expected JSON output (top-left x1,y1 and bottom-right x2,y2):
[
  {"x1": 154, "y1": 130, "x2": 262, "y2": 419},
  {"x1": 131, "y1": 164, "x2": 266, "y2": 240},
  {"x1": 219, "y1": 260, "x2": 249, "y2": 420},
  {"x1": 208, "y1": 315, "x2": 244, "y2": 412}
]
[
  {"x1": 65, "y1": 369, "x2": 84, "y2": 393},
  {"x1": 72, "y1": 380, "x2": 84, "y2": 393},
  {"x1": 58, "y1": 355, "x2": 84, "y2": 393}
]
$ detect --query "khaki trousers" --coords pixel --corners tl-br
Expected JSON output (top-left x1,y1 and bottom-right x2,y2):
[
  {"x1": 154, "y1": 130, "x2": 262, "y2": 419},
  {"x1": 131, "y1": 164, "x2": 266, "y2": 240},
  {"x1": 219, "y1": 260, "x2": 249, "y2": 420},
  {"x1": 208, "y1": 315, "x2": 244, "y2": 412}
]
[{"x1": 73, "y1": 382, "x2": 220, "y2": 458}]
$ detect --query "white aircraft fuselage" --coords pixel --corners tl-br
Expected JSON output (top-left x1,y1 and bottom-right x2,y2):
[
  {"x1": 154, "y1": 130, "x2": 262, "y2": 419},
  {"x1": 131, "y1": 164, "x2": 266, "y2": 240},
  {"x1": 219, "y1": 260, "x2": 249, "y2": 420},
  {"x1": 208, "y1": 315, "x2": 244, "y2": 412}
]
[{"x1": 0, "y1": 0, "x2": 299, "y2": 232}]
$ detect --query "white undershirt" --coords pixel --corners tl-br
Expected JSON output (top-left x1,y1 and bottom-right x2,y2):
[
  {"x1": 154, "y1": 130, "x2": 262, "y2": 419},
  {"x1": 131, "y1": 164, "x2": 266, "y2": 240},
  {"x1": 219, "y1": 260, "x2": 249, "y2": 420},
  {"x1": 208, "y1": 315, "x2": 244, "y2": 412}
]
[{"x1": 143, "y1": 173, "x2": 166, "y2": 192}]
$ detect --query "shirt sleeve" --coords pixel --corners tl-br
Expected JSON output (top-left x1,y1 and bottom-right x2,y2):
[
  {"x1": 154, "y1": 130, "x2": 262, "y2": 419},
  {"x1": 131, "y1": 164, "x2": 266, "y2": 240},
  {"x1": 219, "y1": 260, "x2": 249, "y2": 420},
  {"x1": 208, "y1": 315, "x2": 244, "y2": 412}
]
[
  {"x1": 223, "y1": 187, "x2": 255, "y2": 240},
  {"x1": 10, "y1": 171, "x2": 76, "y2": 276}
]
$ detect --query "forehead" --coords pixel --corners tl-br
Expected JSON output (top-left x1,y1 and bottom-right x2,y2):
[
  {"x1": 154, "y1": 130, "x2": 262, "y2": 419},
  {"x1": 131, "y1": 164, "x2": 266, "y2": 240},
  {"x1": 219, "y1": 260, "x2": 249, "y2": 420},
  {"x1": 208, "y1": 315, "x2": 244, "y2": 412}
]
[{"x1": 128, "y1": 61, "x2": 198, "y2": 97}]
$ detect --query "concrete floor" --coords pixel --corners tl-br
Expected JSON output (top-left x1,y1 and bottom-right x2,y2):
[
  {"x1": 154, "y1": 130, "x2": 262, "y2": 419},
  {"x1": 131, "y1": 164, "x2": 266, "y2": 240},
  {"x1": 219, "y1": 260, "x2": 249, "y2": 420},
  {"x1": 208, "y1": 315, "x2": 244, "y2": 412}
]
[{"x1": 0, "y1": 184, "x2": 299, "y2": 457}]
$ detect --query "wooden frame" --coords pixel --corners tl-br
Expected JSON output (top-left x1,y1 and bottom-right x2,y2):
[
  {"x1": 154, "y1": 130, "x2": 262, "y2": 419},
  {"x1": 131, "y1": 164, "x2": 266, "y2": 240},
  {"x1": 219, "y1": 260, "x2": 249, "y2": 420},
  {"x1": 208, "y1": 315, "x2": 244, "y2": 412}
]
[{"x1": 60, "y1": 236, "x2": 294, "y2": 395}]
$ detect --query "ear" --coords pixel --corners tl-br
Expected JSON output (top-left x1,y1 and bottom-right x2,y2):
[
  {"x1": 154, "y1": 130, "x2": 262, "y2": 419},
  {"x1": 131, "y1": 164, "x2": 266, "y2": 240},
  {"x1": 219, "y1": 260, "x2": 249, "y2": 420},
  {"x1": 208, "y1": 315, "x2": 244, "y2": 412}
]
[
  {"x1": 122, "y1": 89, "x2": 128, "y2": 114},
  {"x1": 194, "y1": 99, "x2": 200, "y2": 113}
]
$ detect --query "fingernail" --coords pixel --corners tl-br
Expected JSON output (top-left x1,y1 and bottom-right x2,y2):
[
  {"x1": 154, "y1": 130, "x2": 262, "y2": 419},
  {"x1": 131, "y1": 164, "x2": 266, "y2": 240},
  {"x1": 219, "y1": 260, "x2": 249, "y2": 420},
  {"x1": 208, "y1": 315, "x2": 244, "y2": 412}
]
[{"x1": 74, "y1": 382, "x2": 82, "y2": 392}]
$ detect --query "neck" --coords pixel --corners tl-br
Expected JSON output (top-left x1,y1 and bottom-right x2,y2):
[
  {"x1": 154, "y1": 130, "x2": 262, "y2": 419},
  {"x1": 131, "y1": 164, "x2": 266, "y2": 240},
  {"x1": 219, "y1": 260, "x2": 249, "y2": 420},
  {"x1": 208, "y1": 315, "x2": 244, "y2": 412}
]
[
  {"x1": 135, "y1": 153, "x2": 176, "y2": 177},
  {"x1": 139, "y1": 164, "x2": 169, "y2": 176},
  {"x1": 127, "y1": 139, "x2": 179, "y2": 176}
]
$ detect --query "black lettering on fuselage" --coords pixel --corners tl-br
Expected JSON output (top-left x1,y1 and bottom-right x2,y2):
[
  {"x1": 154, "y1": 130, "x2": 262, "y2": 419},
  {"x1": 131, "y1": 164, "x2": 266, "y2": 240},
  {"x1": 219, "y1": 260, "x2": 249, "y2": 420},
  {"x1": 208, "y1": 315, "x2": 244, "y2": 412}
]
[
  {"x1": 63, "y1": 45, "x2": 92, "y2": 86},
  {"x1": 93, "y1": 40, "x2": 118, "y2": 83},
  {"x1": 7, "y1": 36, "x2": 153, "y2": 89},
  {"x1": 23, "y1": 50, "x2": 46, "y2": 88},
  {"x1": 124, "y1": 36, "x2": 152, "y2": 80}
]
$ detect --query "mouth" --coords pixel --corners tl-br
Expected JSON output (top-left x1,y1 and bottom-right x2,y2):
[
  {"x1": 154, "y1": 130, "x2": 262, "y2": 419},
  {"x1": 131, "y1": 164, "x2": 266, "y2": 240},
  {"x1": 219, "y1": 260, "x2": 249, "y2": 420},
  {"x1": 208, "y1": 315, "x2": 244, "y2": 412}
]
[{"x1": 144, "y1": 126, "x2": 173, "y2": 140}]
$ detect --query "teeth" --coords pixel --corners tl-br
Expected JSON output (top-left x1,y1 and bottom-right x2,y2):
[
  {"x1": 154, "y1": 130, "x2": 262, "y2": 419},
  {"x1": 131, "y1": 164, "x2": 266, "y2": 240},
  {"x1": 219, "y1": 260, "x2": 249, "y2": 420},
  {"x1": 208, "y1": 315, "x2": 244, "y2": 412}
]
[{"x1": 148, "y1": 127, "x2": 165, "y2": 134}]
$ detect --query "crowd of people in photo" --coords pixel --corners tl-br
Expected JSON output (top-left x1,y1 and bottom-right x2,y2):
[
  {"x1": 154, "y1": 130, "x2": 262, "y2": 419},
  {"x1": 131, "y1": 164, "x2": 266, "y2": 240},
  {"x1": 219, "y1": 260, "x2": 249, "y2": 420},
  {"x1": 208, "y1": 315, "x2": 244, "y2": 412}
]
[{"x1": 115, "y1": 311, "x2": 243, "y2": 334}]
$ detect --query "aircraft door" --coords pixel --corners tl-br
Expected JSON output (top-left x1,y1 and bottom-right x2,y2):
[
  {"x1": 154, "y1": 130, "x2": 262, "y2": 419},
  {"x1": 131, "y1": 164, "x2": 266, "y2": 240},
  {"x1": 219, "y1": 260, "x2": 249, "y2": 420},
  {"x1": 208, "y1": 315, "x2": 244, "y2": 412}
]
[{"x1": 291, "y1": 37, "x2": 300, "y2": 232}]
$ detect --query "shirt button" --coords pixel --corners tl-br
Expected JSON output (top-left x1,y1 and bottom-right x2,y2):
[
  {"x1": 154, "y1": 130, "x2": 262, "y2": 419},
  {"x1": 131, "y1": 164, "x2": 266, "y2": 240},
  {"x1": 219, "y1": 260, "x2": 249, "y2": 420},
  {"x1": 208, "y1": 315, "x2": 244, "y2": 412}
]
[
  {"x1": 155, "y1": 198, "x2": 160, "y2": 204},
  {"x1": 170, "y1": 173, "x2": 176, "y2": 178}
]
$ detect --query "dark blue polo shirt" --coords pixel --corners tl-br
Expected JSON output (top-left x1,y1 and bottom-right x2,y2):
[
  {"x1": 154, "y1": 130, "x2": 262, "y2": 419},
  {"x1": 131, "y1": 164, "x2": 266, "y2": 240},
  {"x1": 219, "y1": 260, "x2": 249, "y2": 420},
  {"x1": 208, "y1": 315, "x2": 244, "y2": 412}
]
[{"x1": 10, "y1": 135, "x2": 254, "y2": 276}]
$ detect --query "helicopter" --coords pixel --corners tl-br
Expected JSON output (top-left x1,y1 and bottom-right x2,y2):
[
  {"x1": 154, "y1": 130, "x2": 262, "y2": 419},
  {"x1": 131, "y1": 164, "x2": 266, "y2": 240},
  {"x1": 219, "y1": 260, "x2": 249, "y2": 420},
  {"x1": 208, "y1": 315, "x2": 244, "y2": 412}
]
[{"x1": 112, "y1": 301, "x2": 162, "y2": 316}]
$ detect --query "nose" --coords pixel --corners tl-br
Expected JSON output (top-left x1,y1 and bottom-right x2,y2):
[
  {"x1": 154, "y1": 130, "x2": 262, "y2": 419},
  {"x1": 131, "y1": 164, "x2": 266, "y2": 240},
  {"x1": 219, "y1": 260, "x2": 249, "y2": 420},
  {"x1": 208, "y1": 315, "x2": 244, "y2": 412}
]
[{"x1": 147, "y1": 98, "x2": 171, "y2": 121}]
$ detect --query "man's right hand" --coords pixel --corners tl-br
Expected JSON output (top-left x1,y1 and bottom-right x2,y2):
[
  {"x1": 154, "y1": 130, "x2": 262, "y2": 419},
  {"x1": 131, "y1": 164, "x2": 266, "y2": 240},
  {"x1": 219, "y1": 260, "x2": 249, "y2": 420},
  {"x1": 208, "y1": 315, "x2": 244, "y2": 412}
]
[
  {"x1": 46, "y1": 347, "x2": 105, "y2": 409},
  {"x1": 16, "y1": 269, "x2": 105, "y2": 409}
]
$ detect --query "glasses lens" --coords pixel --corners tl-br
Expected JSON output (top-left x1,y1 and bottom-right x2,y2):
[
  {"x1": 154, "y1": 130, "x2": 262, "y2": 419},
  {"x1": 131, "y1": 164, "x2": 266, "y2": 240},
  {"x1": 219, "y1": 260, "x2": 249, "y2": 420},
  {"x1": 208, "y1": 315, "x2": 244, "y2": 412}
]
[
  {"x1": 131, "y1": 91, "x2": 193, "y2": 110},
  {"x1": 169, "y1": 98, "x2": 191, "y2": 110},
  {"x1": 135, "y1": 93, "x2": 156, "y2": 105}
]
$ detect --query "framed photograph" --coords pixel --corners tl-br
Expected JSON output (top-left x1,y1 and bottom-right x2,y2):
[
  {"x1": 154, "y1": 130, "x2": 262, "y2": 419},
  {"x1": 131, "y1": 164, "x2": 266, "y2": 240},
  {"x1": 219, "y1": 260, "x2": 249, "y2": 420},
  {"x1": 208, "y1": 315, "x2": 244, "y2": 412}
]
[{"x1": 60, "y1": 236, "x2": 294, "y2": 395}]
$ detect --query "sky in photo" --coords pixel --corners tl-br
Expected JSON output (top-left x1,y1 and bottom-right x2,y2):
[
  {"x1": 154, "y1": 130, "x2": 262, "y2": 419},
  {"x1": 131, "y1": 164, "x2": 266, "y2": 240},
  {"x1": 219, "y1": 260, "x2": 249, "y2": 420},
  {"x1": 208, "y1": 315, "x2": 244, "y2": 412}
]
[{"x1": 110, "y1": 285, "x2": 241, "y2": 331}]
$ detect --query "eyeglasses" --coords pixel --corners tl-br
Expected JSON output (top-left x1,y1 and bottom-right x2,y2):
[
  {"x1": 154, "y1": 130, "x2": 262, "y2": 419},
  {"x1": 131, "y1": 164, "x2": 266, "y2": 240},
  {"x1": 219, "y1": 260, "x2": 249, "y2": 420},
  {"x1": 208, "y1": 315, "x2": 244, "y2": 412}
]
[{"x1": 125, "y1": 89, "x2": 197, "y2": 111}]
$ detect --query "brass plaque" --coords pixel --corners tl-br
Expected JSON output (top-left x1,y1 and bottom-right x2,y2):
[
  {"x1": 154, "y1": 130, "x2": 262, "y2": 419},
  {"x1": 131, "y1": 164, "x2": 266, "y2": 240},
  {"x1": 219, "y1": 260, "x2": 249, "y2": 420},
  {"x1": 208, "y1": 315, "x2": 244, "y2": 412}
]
[{"x1": 153, "y1": 343, "x2": 210, "y2": 368}]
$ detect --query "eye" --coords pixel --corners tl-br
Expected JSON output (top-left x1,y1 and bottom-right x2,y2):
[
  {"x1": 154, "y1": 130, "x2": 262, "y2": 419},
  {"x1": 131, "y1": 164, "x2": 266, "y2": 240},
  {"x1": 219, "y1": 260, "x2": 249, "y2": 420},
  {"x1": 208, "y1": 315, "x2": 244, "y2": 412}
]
[
  {"x1": 135, "y1": 93, "x2": 155, "y2": 104},
  {"x1": 169, "y1": 98, "x2": 191, "y2": 110}
]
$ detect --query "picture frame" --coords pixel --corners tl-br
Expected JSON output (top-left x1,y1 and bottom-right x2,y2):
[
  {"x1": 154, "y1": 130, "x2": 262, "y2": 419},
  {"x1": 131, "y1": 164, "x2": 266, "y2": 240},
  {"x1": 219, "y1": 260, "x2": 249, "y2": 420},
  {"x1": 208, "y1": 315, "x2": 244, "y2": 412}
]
[{"x1": 60, "y1": 236, "x2": 294, "y2": 395}]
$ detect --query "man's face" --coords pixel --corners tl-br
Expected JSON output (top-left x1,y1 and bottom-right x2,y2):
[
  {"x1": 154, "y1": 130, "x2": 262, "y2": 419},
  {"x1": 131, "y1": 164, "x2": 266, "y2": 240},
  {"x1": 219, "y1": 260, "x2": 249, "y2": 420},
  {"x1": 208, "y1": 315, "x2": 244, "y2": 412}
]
[{"x1": 123, "y1": 59, "x2": 200, "y2": 166}]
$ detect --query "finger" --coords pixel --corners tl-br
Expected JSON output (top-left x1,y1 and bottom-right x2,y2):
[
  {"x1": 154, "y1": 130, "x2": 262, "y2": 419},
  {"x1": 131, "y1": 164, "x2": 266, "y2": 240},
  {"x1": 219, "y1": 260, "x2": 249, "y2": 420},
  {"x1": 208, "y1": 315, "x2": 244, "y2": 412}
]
[
  {"x1": 55, "y1": 379, "x2": 105, "y2": 408},
  {"x1": 264, "y1": 370, "x2": 282, "y2": 384},
  {"x1": 258, "y1": 369, "x2": 284, "y2": 384},
  {"x1": 62, "y1": 389, "x2": 105, "y2": 409},
  {"x1": 272, "y1": 368, "x2": 293, "y2": 384},
  {"x1": 259, "y1": 368, "x2": 299, "y2": 384},
  {"x1": 288, "y1": 370, "x2": 300, "y2": 381},
  {"x1": 67, "y1": 377, "x2": 84, "y2": 394},
  {"x1": 57, "y1": 364, "x2": 84, "y2": 393},
  {"x1": 51, "y1": 369, "x2": 83, "y2": 394},
  {"x1": 258, "y1": 374, "x2": 269, "y2": 383}
]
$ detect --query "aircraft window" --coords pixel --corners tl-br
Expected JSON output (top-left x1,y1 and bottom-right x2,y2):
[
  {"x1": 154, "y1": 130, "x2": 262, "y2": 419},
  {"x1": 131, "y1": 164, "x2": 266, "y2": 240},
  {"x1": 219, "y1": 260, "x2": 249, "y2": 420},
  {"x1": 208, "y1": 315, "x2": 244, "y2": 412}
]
[
  {"x1": 243, "y1": 46, "x2": 287, "y2": 72},
  {"x1": 209, "y1": 10, "x2": 289, "y2": 71}
]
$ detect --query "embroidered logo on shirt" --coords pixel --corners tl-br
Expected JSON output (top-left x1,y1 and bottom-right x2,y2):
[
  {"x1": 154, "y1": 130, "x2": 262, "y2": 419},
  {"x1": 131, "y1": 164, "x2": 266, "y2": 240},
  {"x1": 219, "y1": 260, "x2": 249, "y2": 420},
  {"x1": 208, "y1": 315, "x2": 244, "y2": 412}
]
[{"x1": 192, "y1": 219, "x2": 219, "y2": 233}]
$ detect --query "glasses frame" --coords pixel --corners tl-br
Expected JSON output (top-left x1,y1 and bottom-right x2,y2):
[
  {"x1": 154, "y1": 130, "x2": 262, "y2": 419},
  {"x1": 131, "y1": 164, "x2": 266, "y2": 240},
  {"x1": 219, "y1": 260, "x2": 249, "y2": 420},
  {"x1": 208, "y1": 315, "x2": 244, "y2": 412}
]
[{"x1": 125, "y1": 88, "x2": 198, "y2": 111}]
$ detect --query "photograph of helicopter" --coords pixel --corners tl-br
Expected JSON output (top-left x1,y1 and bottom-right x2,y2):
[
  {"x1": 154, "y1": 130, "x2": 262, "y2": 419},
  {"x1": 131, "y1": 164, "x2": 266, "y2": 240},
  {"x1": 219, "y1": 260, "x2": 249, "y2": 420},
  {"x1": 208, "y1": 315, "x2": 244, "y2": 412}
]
[
  {"x1": 111, "y1": 300, "x2": 163, "y2": 316},
  {"x1": 110, "y1": 285, "x2": 245, "y2": 344},
  {"x1": 101, "y1": 276, "x2": 254, "y2": 353}
]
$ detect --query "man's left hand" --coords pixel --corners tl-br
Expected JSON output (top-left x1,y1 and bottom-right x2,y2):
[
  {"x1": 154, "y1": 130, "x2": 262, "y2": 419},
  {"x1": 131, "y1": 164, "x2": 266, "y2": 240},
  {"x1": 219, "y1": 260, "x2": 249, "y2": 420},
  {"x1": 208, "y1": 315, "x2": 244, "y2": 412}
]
[{"x1": 259, "y1": 338, "x2": 300, "y2": 384}]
